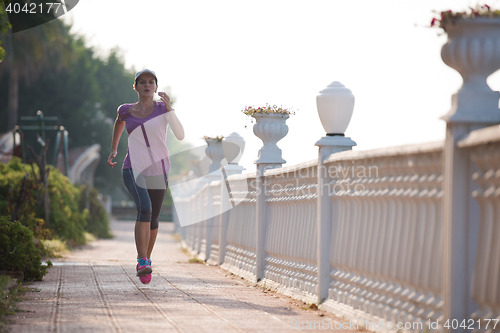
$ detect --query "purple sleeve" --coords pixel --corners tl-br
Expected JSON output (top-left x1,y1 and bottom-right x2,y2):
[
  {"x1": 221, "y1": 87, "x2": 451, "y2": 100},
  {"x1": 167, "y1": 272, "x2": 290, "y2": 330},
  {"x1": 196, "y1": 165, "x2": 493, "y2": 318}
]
[
  {"x1": 159, "y1": 101, "x2": 168, "y2": 114},
  {"x1": 117, "y1": 104, "x2": 130, "y2": 121}
]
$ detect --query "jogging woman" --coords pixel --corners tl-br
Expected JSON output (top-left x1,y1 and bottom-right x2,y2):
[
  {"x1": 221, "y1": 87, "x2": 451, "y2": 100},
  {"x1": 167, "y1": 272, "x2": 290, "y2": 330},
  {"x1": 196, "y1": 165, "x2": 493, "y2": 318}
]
[{"x1": 107, "y1": 69, "x2": 185, "y2": 284}]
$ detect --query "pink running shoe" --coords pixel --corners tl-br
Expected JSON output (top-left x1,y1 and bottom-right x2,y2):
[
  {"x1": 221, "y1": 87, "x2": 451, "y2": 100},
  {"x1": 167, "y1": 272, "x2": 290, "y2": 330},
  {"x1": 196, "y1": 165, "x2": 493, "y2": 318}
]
[
  {"x1": 136, "y1": 257, "x2": 152, "y2": 278},
  {"x1": 137, "y1": 258, "x2": 152, "y2": 284}
]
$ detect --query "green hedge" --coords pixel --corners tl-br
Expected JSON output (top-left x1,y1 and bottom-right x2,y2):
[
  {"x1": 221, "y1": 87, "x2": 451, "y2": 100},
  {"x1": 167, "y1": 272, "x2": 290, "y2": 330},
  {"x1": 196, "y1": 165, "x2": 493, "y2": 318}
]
[
  {"x1": 46, "y1": 162, "x2": 87, "y2": 245},
  {"x1": 0, "y1": 157, "x2": 112, "y2": 280},
  {"x1": 0, "y1": 157, "x2": 111, "y2": 244},
  {"x1": 0, "y1": 216, "x2": 52, "y2": 281},
  {"x1": 79, "y1": 185, "x2": 111, "y2": 239}
]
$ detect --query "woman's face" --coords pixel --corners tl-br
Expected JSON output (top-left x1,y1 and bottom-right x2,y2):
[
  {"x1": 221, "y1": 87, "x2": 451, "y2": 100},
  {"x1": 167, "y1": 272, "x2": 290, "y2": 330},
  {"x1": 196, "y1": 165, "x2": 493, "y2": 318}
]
[{"x1": 134, "y1": 74, "x2": 158, "y2": 97}]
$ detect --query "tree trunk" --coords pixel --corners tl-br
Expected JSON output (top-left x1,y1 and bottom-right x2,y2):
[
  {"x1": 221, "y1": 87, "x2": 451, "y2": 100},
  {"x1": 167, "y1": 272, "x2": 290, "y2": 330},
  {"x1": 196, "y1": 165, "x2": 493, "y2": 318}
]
[
  {"x1": 28, "y1": 143, "x2": 51, "y2": 226},
  {"x1": 43, "y1": 168, "x2": 51, "y2": 225},
  {"x1": 8, "y1": 67, "x2": 19, "y2": 130}
]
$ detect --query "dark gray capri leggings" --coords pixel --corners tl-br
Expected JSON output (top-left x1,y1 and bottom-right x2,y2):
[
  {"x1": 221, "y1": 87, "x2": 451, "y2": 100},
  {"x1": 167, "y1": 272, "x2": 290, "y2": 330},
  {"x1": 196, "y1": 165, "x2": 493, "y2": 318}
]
[{"x1": 122, "y1": 168, "x2": 168, "y2": 230}]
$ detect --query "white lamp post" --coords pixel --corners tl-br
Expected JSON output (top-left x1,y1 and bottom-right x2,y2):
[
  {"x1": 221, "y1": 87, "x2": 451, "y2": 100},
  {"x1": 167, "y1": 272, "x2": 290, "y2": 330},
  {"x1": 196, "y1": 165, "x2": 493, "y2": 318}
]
[
  {"x1": 316, "y1": 81, "x2": 355, "y2": 136},
  {"x1": 205, "y1": 138, "x2": 225, "y2": 176},
  {"x1": 222, "y1": 132, "x2": 245, "y2": 164},
  {"x1": 315, "y1": 81, "x2": 357, "y2": 304},
  {"x1": 222, "y1": 132, "x2": 246, "y2": 176}
]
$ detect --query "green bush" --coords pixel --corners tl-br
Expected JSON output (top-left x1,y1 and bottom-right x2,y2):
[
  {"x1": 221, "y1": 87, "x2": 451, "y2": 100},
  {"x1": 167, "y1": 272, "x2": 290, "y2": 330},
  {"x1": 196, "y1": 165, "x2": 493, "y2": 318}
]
[
  {"x1": 0, "y1": 275, "x2": 22, "y2": 328},
  {"x1": 0, "y1": 216, "x2": 52, "y2": 281},
  {"x1": 0, "y1": 158, "x2": 111, "y2": 245},
  {"x1": 0, "y1": 157, "x2": 32, "y2": 210},
  {"x1": 1, "y1": 167, "x2": 52, "y2": 241},
  {"x1": 46, "y1": 165, "x2": 86, "y2": 245},
  {"x1": 79, "y1": 185, "x2": 111, "y2": 239}
]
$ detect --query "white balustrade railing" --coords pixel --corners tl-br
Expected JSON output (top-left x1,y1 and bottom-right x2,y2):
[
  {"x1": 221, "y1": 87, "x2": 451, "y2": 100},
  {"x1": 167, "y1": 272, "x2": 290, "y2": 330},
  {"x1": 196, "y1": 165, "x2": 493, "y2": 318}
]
[
  {"x1": 263, "y1": 159, "x2": 319, "y2": 300},
  {"x1": 173, "y1": 127, "x2": 500, "y2": 332},
  {"x1": 171, "y1": 39, "x2": 500, "y2": 330},
  {"x1": 220, "y1": 173, "x2": 257, "y2": 280},
  {"x1": 458, "y1": 127, "x2": 500, "y2": 331},
  {"x1": 323, "y1": 142, "x2": 444, "y2": 328},
  {"x1": 190, "y1": 184, "x2": 202, "y2": 254},
  {"x1": 206, "y1": 179, "x2": 221, "y2": 263}
]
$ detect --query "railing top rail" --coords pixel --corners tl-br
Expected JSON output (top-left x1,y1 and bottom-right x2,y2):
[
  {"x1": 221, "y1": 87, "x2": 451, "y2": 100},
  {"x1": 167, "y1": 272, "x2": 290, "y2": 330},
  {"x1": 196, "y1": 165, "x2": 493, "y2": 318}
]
[
  {"x1": 458, "y1": 125, "x2": 500, "y2": 148},
  {"x1": 263, "y1": 158, "x2": 317, "y2": 177},
  {"x1": 209, "y1": 180, "x2": 221, "y2": 187},
  {"x1": 325, "y1": 140, "x2": 443, "y2": 164},
  {"x1": 226, "y1": 171, "x2": 257, "y2": 181}
]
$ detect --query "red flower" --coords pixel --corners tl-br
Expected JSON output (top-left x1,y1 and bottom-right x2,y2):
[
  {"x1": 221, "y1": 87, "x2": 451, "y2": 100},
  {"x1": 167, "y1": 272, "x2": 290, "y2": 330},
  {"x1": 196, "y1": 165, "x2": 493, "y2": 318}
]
[{"x1": 431, "y1": 17, "x2": 437, "y2": 27}]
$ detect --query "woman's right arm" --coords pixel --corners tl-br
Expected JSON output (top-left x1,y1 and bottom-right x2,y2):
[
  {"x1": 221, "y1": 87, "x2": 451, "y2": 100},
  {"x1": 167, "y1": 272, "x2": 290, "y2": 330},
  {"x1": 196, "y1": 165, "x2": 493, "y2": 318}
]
[{"x1": 107, "y1": 115, "x2": 126, "y2": 168}]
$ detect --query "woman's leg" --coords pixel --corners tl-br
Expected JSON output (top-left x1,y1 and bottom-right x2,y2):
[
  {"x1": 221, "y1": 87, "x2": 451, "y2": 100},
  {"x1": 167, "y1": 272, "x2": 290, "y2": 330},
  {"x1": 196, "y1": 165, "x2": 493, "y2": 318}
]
[
  {"x1": 147, "y1": 188, "x2": 166, "y2": 258},
  {"x1": 123, "y1": 169, "x2": 152, "y2": 259},
  {"x1": 135, "y1": 223, "x2": 151, "y2": 259},
  {"x1": 147, "y1": 228, "x2": 158, "y2": 259}
]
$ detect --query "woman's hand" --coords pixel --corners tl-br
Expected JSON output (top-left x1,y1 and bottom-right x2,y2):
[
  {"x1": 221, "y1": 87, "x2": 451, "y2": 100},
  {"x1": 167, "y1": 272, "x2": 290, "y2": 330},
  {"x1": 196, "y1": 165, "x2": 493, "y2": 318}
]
[
  {"x1": 158, "y1": 92, "x2": 173, "y2": 112},
  {"x1": 107, "y1": 150, "x2": 118, "y2": 168}
]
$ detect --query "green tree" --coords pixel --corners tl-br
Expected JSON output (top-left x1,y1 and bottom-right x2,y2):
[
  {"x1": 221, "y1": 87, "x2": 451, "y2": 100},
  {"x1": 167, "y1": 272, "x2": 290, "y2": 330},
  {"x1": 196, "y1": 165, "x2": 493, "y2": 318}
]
[
  {"x1": 0, "y1": 4, "x2": 73, "y2": 130},
  {"x1": 92, "y1": 48, "x2": 137, "y2": 194},
  {"x1": 0, "y1": 18, "x2": 194, "y2": 204},
  {"x1": 0, "y1": 25, "x2": 137, "y2": 197},
  {"x1": 0, "y1": 1, "x2": 11, "y2": 61}
]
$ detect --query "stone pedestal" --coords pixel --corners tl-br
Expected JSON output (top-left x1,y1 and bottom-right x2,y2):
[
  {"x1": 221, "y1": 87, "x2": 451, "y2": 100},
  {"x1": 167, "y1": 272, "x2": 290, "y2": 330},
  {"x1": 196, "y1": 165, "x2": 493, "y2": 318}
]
[
  {"x1": 252, "y1": 113, "x2": 289, "y2": 281},
  {"x1": 315, "y1": 135, "x2": 356, "y2": 303},
  {"x1": 440, "y1": 17, "x2": 500, "y2": 331}
]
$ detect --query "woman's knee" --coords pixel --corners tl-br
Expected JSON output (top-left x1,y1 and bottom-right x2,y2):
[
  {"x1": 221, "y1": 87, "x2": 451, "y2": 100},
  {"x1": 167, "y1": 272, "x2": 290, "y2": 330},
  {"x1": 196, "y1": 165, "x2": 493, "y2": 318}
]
[
  {"x1": 137, "y1": 204, "x2": 152, "y2": 222},
  {"x1": 150, "y1": 219, "x2": 159, "y2": 230}
]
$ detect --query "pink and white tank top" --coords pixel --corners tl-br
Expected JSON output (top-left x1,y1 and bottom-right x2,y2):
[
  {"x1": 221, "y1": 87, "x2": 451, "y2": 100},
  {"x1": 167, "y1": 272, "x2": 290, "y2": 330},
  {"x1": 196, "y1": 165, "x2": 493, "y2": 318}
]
[{"x1": 118, "y1": 102, "x2": 171, "y2": 176}]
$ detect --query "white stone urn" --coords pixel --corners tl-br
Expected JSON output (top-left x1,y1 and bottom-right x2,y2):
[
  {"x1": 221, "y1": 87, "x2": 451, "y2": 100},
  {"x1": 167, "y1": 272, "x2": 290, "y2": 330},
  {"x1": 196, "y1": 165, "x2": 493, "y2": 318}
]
[
  {"x1": 316, "y1": 81, "x2": 355, "y2": 135},
  {"x1": 205, "y1": 139, "x2": 225, "y2": 173},
  {"x1": 440, "y1": 18, "x2": 500, "y2": 123},
  {"x1": 252, "y1": 113, "x2": 289, "y2": 164},
  {"x1": 222, "y1": 132, "x2": 245, "y2": 164}
]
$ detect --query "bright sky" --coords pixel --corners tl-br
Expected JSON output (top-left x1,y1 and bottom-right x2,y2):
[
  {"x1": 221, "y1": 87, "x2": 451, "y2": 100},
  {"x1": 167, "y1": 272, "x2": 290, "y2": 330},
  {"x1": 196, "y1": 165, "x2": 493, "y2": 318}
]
[{"x1": 64, "y1": 0, "x2": 500, "y2": 173}]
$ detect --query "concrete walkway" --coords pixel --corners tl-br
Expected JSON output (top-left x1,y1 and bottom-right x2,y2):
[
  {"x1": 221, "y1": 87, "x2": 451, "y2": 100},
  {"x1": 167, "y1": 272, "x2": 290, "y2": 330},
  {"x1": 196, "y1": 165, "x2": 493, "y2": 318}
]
[{"x1": 7, "y1": 220, "x2": 358, "y2": 333}]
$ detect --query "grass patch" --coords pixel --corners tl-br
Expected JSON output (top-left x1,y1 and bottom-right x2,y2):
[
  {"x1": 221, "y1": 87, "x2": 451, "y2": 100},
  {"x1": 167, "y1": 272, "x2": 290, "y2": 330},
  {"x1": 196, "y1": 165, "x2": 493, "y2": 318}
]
[
  {"x1": 301, "y1": 302, "x2": 319, "y2": 311},
  {"x1": 84, "y1": 232, "x2": 97, "y2": 243},
  {"x1": 41, "y1": 232, "x2": 97, "y2": 258},
  {"x1": 0, "y1": 275, "x2": 23, "y2": 329},
  {"x1": 40, "y1": 239, "x2": 69, "y2": 258},
  {"x1": 42, "y1": 232, "x2": 107, "y2": 259},
  {"x1": 188, "y1": 257, "x2": 203, "y2": 264},
  {"x1": 171, "y1": 233, "x2": 182, "y2": 242},
  {"x1": 175, "y1": 242, "x2": 205, "y2": 264},
  {"x1": 180, "y1": 247, "x2": 190, "y2": 256},
  {"x1": 179, "y1": 246, "x2": 203, "y2": 263}
]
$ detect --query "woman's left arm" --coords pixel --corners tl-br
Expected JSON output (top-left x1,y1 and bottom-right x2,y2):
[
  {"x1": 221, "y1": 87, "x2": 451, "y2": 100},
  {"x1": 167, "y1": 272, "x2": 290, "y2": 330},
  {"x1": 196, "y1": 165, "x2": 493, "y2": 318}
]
[
  {"x1": 166, "y1": 110, "x2": 185, "y2": 141},
  {"x1": 158, "y1": 91, "x2": 185, "y2": 140}
]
